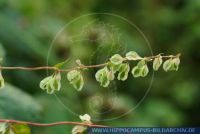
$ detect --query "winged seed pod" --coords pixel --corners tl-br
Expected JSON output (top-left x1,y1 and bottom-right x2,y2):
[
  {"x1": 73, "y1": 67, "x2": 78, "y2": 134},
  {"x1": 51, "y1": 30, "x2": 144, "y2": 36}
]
[
  {"x1": 39, "y1": 72, "x2": 61, "y2": 94},
  {"x1": 72, "y1": 125, "x2": 87, "y2": 134},
  {"x1": 95, "y1": 67, "x2": 111, "y2": 87},
  {"x1": 132, "y1": 60, "x2": 149, "y2": 78},
  {"x1": 125, "y1": 51, "x2": 141, "y2": 60},
  {"x1": 110, "y1": 54, "x2": 124, "y2": 65},
  {"x1": 72, "y1": 114, "x2": 91, "y2": 134},
  {"x1": 153, "y1": 55, "x2": 163, "y2": 71},
  {"x1": 109, "y1": 62, "x2": 121, "y2": 73},
  {"x1": 50, "y1": 72, "x2": 61, "y2": 91},
  {"x1": 40, "y1": 76, "x2": 52, "y2": 90},
  {"x1": 67, "y1": 70, "x2": 84, "y2": 91},
  {"x1": 79, "y1": 114, "x2": 91, "y2": 122},
  {"x1": 163, "y1": 56, "x2": 180, "y2": 72},
  {"x1": 172, "y1": 57, "x2": 180, "y2": 71},
  {"x1": 117, "y1": 63, "x2": 130, "y2": 81},
  {"x1": 141, "y1": 65, "x2": 149, "y2": 77},
  {"x1": 108, "y1": 69, "x2": 115, "y2": 81}
]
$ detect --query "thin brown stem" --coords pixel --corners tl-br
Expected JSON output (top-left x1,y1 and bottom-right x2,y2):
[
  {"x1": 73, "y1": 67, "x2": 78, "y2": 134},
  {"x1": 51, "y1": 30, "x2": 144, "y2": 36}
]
[
  {"x1": 0, "y1": 66, "x2": 59, "y2": 71},
  {"x1": 0, "y1": 119, "x2": 108, "y2": 127}
]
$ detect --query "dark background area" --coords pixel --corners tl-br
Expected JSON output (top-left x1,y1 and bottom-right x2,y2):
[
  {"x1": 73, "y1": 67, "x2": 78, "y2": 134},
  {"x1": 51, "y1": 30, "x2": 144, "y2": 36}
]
[{"x1": 0, "y1": 0, "x2": 200, "y2": 133}]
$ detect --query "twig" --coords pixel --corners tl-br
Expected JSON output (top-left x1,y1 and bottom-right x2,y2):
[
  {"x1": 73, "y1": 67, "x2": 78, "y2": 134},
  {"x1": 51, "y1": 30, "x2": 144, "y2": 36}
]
[
  {"x1": 0, "y1": 55, "x2": 179, "y2": 72},
  {"x1": 0, "y1": 119, "x2": 108, "y2": 127}
]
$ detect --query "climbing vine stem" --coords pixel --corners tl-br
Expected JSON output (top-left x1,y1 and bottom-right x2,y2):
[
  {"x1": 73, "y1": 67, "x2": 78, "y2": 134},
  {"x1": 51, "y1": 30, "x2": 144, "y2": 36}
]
[
  {"x1": 0, "y1": 51, "x2": 181, "y2": 93},
  {"x1": 0, "y1": 54, "x2": 180, "y2": 72},
  {"x1": 0, "y1": 119, "x2": 108, "y2": 127}
]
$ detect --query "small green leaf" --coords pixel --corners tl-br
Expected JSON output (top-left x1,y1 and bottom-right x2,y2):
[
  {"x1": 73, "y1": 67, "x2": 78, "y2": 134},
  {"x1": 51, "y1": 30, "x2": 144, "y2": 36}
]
[
  {"x1": 67, "y1": 70, "x2": 84, "y2": 91},
  {"x1": 0, "y1": 71, "x2": 5, "y2": 89},
  {"x1": 110, "y1": 54, "x2": 124, "y2": 65},
  {"x1": 54, "y1": 58, "x2": 71, "y2": 68},
  {"x1": 125, "y1": 51, "x2": 141, "y2": 60},
  {"x1": 153, "y1": 55, "x2": 163, "y2": 71},
  {"x1": 11, "y1": 124, "x2": 31, "y2": 134},
  {"x1": 163, "y1": 58, "x2": 173, "y2": 72}
]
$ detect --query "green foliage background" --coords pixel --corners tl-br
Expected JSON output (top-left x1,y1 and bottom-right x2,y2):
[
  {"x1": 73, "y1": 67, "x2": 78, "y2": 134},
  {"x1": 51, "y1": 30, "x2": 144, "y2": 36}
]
[{"x1": 0, "y1": 0, "x2": 200, "y2": 133}]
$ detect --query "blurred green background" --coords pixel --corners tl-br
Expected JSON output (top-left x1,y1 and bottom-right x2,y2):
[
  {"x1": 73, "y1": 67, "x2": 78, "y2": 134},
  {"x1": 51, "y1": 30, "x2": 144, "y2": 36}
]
[{"x1": 0, "y1": 0, "x2": 200, "y2": 133}]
